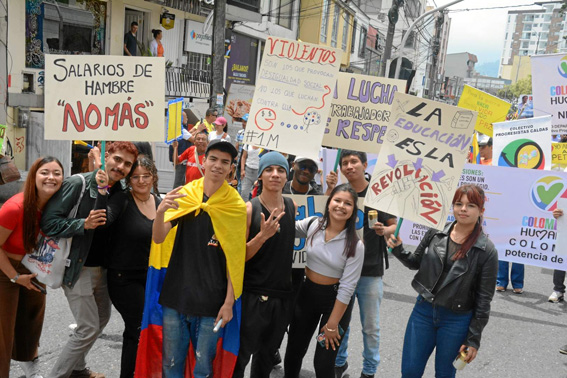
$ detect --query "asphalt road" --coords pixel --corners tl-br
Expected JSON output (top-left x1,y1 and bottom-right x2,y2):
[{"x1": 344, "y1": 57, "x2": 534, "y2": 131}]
[{"x1": 9, "y1": 258, "x2": 567, "y2": 378}]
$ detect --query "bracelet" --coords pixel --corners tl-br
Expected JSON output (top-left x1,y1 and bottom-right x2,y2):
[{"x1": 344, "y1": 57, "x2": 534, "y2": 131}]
[
  {"x1": 325, "y1": 324, "x2": 337, "y2": 332},
  {"x1": 97, "y1": 185, "x2": 109, "y2": 189}
]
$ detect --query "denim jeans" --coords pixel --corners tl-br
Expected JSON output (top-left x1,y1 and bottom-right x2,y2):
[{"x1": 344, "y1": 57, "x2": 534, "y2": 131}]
[
  {"x1": 496, "y1": 261, "x2": 524, "y2": 289},
  {"x1": 162, "y1": 307, "x2": 220, "y2": 378},
  {"x1": 335, "y1": 276, "x2": 383, "y2": 376},
  {"x1": 401, "y1": 296, "x2": 472, "y2": 378}
]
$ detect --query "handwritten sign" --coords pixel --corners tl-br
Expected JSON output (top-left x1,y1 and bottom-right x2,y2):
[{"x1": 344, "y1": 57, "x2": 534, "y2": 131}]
[
  {"x1": 44, "y1": 55, "x2": 165, "y2": 141},
  {"x1": 364, "y1": 92, "x2": 477, "y2": 230},
  {"x1": 0, "y1": 124, "x2": 5, "y2": 153},
  {"x1": 286, "y1": 194, "x2": 364, "y2": 268},
  {"x1": 246, "y1": 37, "x2": 342, "y2": 159},
  {"x1": 457, "y1": 85, "x2": 511, "y2": 137},
  {"x1": 492, "y1": 115, "x2": 551, "y2": 170},
  {"x1": 166, "y1": 98, "x2": 183, "y2": 144},
  {"x1": 399, "y1": 163, "x2": 567, "y2": 270},
  {"x1": 552, "y1": 143, "x2": 567, "y2": 170},
  {"x1": 322, "y1": 73, "x2": 404, "y2": 153},
  {"x1": 532, "y1": 53, "x2": 567, "y2": 133}
]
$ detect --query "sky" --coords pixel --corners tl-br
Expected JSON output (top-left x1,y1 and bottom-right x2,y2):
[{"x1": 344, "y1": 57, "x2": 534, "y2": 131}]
[{"x1": 435, "y1": 0, "x2": 542, "y2": 65}]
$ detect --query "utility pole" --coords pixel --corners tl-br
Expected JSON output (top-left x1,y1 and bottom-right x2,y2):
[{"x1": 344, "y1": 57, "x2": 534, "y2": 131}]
[
  {"x1": 427, "y1": 12, "x2": 444, "y2": 99},
  {"x1": 380, "y1": 0, "x2": 403, "y2": 77},
  {"x1": 212, "y1": 0, "x2": 226, "y2": 110}
]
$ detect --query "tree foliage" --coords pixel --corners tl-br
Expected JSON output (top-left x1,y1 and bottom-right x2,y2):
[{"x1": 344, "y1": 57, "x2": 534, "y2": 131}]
[{"x1": 497, "y1": 75, "x2": 532, "y2": 102}]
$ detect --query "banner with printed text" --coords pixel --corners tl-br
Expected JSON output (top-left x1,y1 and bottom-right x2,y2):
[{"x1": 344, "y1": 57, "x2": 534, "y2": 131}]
[
  {"x1": 246, "y1": 37, "x2": 342, "y2": 159},
  {"x1": 532, "y1": 53, "x2": 567, "y2": 133},
  {"x1": 457, "y1": 85, "x2": 511, "y2": 137},
  {"x1": 44, "y1": 55, "x2": 165, "y2": 141},
  {"x1": 364, "y1": 92, "x2": 477, "y2": 230},
  {"x1": 552, "y1": 143, "x2": 567, "y2": 170},
  {"x1": 322, "y1": 73, "x2": 405, "y2": 153},
  {"x1": 398, "y1": 163, "x2": 567, "y2": 270},
  {"x1": 492, "y1": 115, "x2": 551, "y2": 170},
  {"x1": 285, "y1": 194, "x2": 364, "y2": 268}
]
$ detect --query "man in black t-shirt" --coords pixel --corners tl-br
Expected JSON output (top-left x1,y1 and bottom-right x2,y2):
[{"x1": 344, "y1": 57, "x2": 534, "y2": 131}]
[
  {"x1": 233, "y1": 152, "x2": 296, "y2": 378},
  {"x1": 124, "y1": 21, "x2": 138, "y2": 56},
  {"x1": 153, "y1": 140, "x2": 245, "y2": 377},
  {"x1": 326, "y1": 150, "x2": 397, "y2": 378}
]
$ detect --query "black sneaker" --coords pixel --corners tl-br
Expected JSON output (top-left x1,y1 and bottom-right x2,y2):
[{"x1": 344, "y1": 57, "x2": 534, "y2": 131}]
[
  {"x1": 560, "y1": 345, "x2": 567, "y2": 355},
  {"x1": 69, "y1": 368, "x2": 105, "y2": 378},
  {"x1": 335, "y1": 361, "x2": 348, "y2": 378},
  {"x1": 360, "y1": 374, "x2": 374, "y2": 378}
]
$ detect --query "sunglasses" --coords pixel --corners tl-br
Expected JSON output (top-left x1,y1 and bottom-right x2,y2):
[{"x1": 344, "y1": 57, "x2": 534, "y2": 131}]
[{"x1": 297, "y1": 163, "x2": 317, "y2": 174}]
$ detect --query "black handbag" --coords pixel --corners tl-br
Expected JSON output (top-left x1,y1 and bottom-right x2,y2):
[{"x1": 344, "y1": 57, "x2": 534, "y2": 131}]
[{"x1": 0, "y1": 155, "x2": 21, "y2": 184}]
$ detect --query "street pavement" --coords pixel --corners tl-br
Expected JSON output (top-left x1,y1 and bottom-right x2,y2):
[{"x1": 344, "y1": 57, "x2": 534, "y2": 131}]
[{"x1": 9, "y1": 257, "x2": 567, "y2": 377}]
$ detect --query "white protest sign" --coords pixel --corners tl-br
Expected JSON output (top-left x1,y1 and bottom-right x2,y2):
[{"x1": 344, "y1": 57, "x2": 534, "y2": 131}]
[
  {"x1": 399, "y1": 163, "x2": 567, "y2": 270},
  {"x1": 286, "y1": 194, "x2": 364, "y2": 268},
  {"x1": 323, "y1": 73, "x2": 405, "y2": 153},
  {"x1": 492, "y1": 115, "x2": 552, "y2": 170},
  {"x1": 531, "y1": 53, "x2": 567, "y2": 133},
  {"x1": 555, "y1": 198, "x2": 567, "y2": 256},
  {"x1": 246, "y1": 37, "x2": 342, "y2": 159},
  {"x1": 364, "y1": 92, "x2": 477, "y2": 230},
  {"x1": 44, "y1": 55, "x2": 165, "y2": 141}
]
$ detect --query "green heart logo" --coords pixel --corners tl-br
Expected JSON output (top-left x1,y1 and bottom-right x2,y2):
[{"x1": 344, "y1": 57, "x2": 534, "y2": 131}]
[
  {"x1": 562, "y1": 61, "x2": 567, "y2": 74},
  {"x1": 536, "y1": 182, "x2": 564, "y2": 205}
]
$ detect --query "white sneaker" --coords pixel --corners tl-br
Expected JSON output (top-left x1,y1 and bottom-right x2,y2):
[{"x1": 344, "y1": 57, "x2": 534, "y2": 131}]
[
  {"x1": 549, "y1": 291, "x2": 564, "y2": 303},
  {"x1": 19, "y1": 358, "x2": 43, "y2": 378}
]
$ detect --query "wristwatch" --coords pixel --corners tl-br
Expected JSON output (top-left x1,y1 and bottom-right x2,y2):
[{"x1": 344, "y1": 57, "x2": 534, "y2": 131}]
[{"x1": 10, "y1": 273, "x2": 19, "y2": 284}]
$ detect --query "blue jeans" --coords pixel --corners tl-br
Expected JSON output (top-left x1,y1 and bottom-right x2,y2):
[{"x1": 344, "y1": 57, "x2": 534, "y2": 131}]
[
  {"x1": 402, "y1": 296, "x2": 472, "y2": 378},
  {"x1": 162, "y1": 306, "x2": 220, "y2": 378},
  {"x1": 496, "y1": 261, "x2": 524, "y2": 289},
  {"x1": 336, "y1": 276, "x2": 383, "y2": 375}
]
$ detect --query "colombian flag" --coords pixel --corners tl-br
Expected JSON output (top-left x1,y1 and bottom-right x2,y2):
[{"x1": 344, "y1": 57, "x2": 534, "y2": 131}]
[{"x1": 135, "y1": 179, "x2": 247, "y2": 377}]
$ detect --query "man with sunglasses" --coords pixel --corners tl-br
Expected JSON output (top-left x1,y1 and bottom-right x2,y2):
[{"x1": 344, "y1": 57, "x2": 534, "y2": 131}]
[{"x1": 283, "y1": 157, "x2": 322, "y2": 196}]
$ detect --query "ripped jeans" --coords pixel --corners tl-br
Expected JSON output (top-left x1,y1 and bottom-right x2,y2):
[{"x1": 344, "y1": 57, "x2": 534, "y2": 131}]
[{"x1": 162, "y1": 306, "x2": 220, "y2": 378}]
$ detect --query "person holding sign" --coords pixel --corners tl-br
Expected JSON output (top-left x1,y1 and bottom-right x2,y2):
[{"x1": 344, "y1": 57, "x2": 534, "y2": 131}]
[
  {"x1": 386, "y1": 184, "x2": 498, "y2": 377},
  {"x1": 0, "y1": 157, "x2": 64, "y2": 378},
  {"x1": 327, "y1": 150, "x2": 397, "y2": 378},
  {"x1": 233, "y1": 152, "x2": 295, "y2": 378},
  {"x1": 172, "y1": 131, "x2": 208, "y2": 185},
  {"x1": 284, "y1": 184, "x2": 364, "y2": 378}
]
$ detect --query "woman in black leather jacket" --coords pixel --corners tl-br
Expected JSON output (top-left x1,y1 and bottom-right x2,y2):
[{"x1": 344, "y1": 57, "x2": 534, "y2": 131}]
[{"x1": 387, "y1": 184, "x2": 498, "y2": 378}]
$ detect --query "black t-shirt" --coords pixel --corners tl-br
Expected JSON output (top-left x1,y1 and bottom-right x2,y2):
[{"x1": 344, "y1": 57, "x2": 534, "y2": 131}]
[
  {"x1": 159, "y1": 203, "x2": 228, "y2": 317},
  {"x1": 244, "y1": 197, "x2": 295, "y2": 297},
  {"x1": 124, "y1": 32, "x2": 137, "y2": 56},
  {"x1": 107, "y1": 193, "x2": 161, "y2": 270},
  {"x1": 282, "y1": 181, "x2": 322, "y2": 195},
  {"x1": 358, "y1": 186, "x2": 396, "y2": 277}
]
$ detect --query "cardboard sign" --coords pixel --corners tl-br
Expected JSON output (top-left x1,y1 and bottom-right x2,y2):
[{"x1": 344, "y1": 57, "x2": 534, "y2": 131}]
[
  {"x1": 532, "y1": 54, "x2": 567, "y2": 133},
  {"x1": 399, "y1": 163, "x2": 567, "y2": 270},
  {"x1": 166, "y1": 98, "x2": 183, "y2": 144},
  {"x1": 364, "y1": 92, "x2": 477, "y2": 230},
  {"x1": 458, "y1": 85, "x2": 511, "y2": 137},
  {"x1": 492, "y1": 115, "x2": 552, "y2": 170},
  {"x1": 322, "y1": 73, "x2": 405, "y2": 153},
  {"x1": 44, "y1": 55, "x2": 165, "y2": 141},
  {"x1": 246, "y1": 37, "x2": 342, "y2": 159}
]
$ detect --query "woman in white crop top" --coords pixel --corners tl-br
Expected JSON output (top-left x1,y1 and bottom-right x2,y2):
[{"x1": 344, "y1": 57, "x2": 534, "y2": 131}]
[{"x1": 284, "y1": 184, "x2": 364, "y2": 378}]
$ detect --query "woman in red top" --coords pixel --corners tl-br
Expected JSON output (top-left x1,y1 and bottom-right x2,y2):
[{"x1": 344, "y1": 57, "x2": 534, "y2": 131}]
[{"x1": 0, "y1": 156, "x2": 64, "y2": 378}]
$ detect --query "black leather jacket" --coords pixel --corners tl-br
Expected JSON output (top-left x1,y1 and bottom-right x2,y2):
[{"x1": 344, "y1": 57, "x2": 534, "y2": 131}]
[{"x1": 392, "y1": 222, "x2": 498, "y2": 350}]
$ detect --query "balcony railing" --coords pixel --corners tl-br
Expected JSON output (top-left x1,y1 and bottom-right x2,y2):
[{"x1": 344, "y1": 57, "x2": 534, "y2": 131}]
[{"x1": 166, "y1": 66, "x2": 211, "y2": 99}]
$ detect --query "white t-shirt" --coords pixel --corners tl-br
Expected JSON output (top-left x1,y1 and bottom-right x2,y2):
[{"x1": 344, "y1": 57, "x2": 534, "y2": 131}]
[
  {"x1": 208, "y1": 132, "x2": 231, "y2": 143},
  {"x1": 245, "y1": 145, "x2": 260, "y2": 169}
]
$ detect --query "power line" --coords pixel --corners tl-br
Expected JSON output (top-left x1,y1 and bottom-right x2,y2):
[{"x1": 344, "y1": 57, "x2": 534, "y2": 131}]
[{"x1": 448, "y1": 3, "x2": 540, "y2": 12}]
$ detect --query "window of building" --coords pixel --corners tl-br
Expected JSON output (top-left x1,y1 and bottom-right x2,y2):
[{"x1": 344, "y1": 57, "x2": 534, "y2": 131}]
[
  {"x1": 522, "y1": 41, "x2": 529, "y2": 48},
  {"x1": 524, "y1": 24, "x2": 532, "y2": 31},
  {"x1": 351, "y1": 20, "x2": 357, "y2": 53},
  {"x1": 331, "y1": 3, "x2": 340, "y2": 47},
  {"x1": 342, "y1": 13, "x2": 350, "y2": 51},
  {"x1": 321, "y1": 0, "x2": 330, "y2": 43},
  {"x1": 271, "y1": 0, "x2": 293, "y2": 29},
  {"x1": 26, "y1": 0, "x2": 107, "y2": 69},
  {"x1": 358, "y1": 26, "x2": 367, "y2": 57},
  {"x1": 403, "y1": 30, "x2": 416, "y2": 48}
]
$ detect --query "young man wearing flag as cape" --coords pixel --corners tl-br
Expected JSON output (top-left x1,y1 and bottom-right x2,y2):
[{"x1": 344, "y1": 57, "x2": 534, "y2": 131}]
[{"x1": 152, "y1": 139, "x2": 246, "y2": 378}]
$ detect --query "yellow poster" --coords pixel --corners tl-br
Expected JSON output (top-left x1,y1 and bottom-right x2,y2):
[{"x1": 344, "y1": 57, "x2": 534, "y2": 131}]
[
  {"x1": 552, "y1": 143, "x2": 567, "y2": 170},
  {"x1": 458, "y1": 85, "x2": 511, "y2": 137},
  {"x1": 166, "y1": 98, "x2": 183, "y2": 143}
]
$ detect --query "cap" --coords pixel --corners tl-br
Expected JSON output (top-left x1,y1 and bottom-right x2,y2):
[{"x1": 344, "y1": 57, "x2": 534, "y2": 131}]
[
  {"x1": 213, "y1": 116, "x2": 227, "y2": 126},
  {"x1": 205, "y1": 139, "x2": 238, "y2": 160},
  {"x1": 478, "y1": 134, "x2": 492, "y2": 146},
  {"x1": 294, "y1": 156, "x2": 318, "y2": 166},
  {"x1": 242, "y1": 113, "x2": 249, "y2": 122},
  {"x1": 258, "y1": 151, "x2": 289, "y2": 178}
]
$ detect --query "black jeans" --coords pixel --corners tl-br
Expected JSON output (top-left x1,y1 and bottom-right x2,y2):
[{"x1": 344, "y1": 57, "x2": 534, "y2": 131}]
[
  {"x1": 553, "y1": 269, "x2": 566, "y2": 293},
  {"x1": 284, "y1": 278, "x2": 354, "y2": 378},
  {"x1": 233, "y1": 291, "x2": 291, "y2": 378},
  {"x1": 107, "y1": 269, "x2": 147, "y2": 378}
]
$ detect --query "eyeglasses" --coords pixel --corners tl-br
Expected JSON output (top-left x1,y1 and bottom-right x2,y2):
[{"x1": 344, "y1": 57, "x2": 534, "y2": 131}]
[
  {"x1": 297, "y1": 163, "x2": 318, "y2": 174},
  {"x1": 130, "y1": 175, "x2": 153, "y2": 182}
]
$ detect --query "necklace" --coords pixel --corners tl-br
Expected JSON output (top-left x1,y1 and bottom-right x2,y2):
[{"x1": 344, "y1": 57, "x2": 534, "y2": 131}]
[
  {"x1": 132, "y1": 191, "x2": 152, "y2": 204},
  {"x1": 258, "y1": 194, "x2": 284, "y2": 213}
]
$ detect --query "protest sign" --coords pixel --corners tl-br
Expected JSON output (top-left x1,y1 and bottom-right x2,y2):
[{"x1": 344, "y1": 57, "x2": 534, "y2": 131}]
[
  {"x1": 0, "y1": 124, "x2": 5, "y2": 153},
  {"x1": 532, "y1": 54, "x2": 567, "y2": 133},
  {"x1": 166, "y1": 98, "x2": 183, "y2": 144},
  {"x1": 245, "y1": 37, "x2": 342, "y2": 159},
  {"x1": 457, "y1": 85, "x2": 511, "y2": 137},
  {"x1": 399, "y1": 163, "x2": 567, "y2": 270},
  {"x1": 286, "y1": 194, "x2": 364, "y2": 268},
  {"x1": 44, "y1": 55, "x2": 165, "y2": 141},
  {"x1": 552, "y1": 143, "x2": 567, "y2": 170},
  {"x1": 322, "y1": 73, "x2": 404, "y2": 153},
  {"x1": 517, "y1": 94, "x2": 534, "y2": 119},
  {"x1": 492, "y1": 115, "x2": 551, "y2": 170},
  {"x1": 364, "y1": 92, "x2": 477, "y2": 230},
  {"x1": 224, "y1": 83, "x2": 254, "y2": 133},
  {"x1": 555, "y1": 198, "x2": 567, "y2": 256}
]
